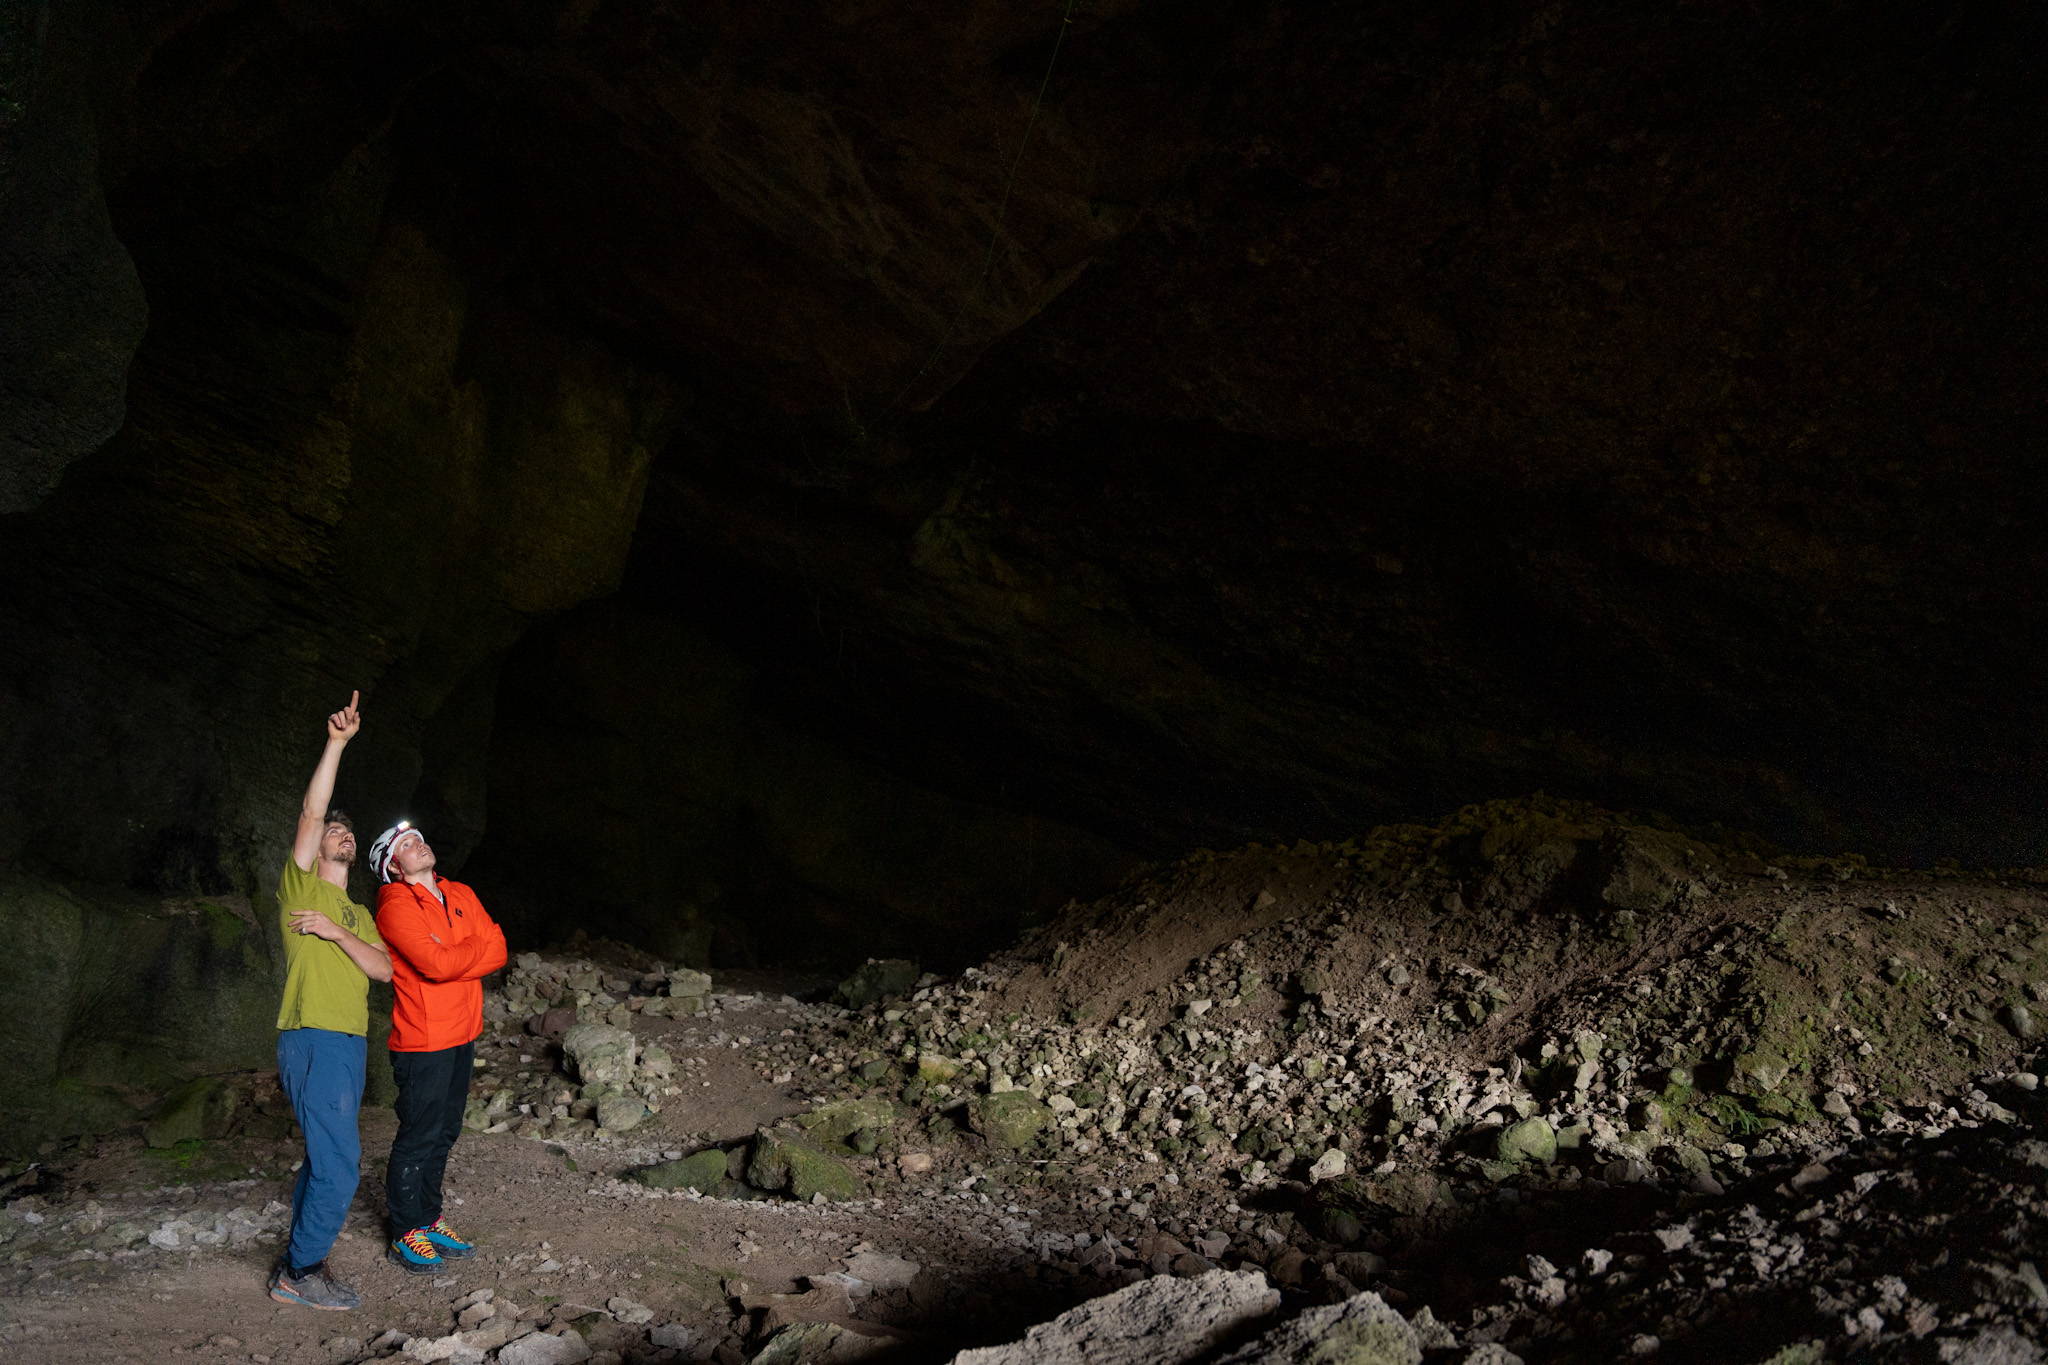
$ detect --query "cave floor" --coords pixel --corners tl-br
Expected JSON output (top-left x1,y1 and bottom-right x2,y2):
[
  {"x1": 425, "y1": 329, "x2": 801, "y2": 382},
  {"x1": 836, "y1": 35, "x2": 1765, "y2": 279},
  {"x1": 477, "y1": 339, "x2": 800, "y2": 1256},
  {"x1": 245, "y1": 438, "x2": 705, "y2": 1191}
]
[
  {"x1": 0, "y1": 993, "x2": 1105, "y2": 1364},
  {"x1": 7, "y1": 809, "x2": 2048, "y2": 1363}
]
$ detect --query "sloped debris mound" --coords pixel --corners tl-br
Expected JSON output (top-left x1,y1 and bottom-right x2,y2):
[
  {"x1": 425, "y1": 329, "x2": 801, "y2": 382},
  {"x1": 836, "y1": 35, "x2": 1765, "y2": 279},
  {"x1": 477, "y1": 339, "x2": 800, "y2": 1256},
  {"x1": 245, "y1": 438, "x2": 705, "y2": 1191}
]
[{"x1": 776, "y1": 798, "x2": 2048, "y2": 1361}]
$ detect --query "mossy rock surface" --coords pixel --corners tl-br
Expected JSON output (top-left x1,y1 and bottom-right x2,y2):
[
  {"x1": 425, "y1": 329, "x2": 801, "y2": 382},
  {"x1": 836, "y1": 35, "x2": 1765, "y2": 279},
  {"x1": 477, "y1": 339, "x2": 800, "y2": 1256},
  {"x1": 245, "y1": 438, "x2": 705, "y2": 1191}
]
[
  {"x1": 144, "y1": 1076, "x2": 239, "y2": 1149},
  {"x1": 1495, "y1": 1117, "x2": 1558, "y2": 1165},
  {"x1": 628, "y1": 1149, "x2": 729, "y2": 1192},
  {"x1": 968, "y1": 1092, "x2": 1055, "y2": 1149},
  {"x1": 0, "y1": 875, "x2": 282, "y2": 1153},
  {"x1": 746, "y1": 1128, "x2": 865, "y2": 1202},
  {"x1": 796, "y1": 1095, "x2": 897, "y2": 1145}
]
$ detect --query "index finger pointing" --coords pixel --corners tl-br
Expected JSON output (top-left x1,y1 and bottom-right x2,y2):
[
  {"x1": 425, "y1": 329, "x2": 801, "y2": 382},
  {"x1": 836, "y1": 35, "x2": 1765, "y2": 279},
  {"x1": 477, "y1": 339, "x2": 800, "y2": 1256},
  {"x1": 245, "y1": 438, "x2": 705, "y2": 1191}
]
[{"x1": 349, "y1": 689, "x2": 360, "y2": 710}]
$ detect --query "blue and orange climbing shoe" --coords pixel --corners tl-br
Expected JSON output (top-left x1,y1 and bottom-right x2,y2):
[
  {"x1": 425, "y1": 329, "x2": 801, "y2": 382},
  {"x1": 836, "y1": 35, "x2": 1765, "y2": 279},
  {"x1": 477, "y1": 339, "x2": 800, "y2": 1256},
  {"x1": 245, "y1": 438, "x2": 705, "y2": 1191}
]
[
  {"x1": 386, "y1": 1226, "x2": 444, "y2": 1274},
  {"x1": 418, "y1": 1216, "x2": 475, "y2": 1259}
]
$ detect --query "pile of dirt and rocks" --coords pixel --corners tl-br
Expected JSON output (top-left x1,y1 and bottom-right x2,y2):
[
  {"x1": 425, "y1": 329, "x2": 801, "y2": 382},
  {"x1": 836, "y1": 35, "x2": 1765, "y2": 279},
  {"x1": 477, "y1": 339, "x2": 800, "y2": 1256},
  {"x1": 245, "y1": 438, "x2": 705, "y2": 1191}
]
[{"x1": 3, "y1": 799, "x2": 2045, "y2": 1362}]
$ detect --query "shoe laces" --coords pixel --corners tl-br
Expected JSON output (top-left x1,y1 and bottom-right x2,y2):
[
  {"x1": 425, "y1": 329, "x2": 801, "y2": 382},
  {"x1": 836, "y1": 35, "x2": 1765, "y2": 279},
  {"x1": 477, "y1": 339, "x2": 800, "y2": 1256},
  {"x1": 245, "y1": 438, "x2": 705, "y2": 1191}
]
[
  {"x1": 426, "y1": 1217, "x2": 462, "y2": 1239},
  {"x1": 399, "y1": 1227, "x2": 441, "y2": 1259}
]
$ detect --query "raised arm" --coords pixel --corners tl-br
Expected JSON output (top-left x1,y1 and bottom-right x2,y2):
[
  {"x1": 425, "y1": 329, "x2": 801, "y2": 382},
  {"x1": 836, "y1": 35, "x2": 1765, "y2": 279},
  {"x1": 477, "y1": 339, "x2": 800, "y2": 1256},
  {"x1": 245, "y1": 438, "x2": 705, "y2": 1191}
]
[{"x1": 291, "y1": 691, "x2": 361, "y2": 872}]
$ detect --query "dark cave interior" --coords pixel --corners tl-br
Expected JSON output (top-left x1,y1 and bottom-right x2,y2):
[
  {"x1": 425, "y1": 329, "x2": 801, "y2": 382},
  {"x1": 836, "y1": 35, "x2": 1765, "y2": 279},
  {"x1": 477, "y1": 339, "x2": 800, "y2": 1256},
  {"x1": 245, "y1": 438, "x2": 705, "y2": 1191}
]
[
  {"x1": 2, "y1": 0, "x2": 2044, "y2": 1032},
  {"x1": 7, "y1": 7, "x2": 2048, "y2": 1362}
]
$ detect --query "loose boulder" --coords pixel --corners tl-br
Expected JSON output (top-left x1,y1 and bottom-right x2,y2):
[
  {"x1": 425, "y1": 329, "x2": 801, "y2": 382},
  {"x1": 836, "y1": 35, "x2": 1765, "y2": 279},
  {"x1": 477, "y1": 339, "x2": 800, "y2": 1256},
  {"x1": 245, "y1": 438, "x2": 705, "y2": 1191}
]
[
  {"x1": 968, "y1": 1092, "x2": 1056, "y2": 1150},
  {"x1": 797, "y1": 1096, "x2": 898, "y2": 1147},
  {"x1": 953, "y1": 1268, "x2": 1280, "y2": 1365},
  {"x1": 561, "y1": 1023, "x2": 636, "y2": 1089},
  {"x1": 748, "y1": 1128, "x2": 865, "y2": 1202},
  {"x1": 627, "y1": 1149, "x2": 729, "y2": 1193}
]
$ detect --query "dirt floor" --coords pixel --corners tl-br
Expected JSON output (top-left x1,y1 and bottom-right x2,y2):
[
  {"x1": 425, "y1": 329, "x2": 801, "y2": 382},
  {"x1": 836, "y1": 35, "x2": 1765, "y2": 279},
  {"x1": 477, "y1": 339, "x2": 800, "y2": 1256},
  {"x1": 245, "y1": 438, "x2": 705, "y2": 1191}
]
[{"x1": 4, "y1": 800, "x2": 2046, "y2": 1363}]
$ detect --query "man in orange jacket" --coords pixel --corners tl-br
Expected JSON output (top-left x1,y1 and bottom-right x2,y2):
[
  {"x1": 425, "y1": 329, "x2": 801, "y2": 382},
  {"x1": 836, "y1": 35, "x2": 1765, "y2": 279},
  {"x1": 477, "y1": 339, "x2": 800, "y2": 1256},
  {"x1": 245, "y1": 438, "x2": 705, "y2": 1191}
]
[{"x1": 367, "y1": 820, "x2": 507, "y2": 1274}]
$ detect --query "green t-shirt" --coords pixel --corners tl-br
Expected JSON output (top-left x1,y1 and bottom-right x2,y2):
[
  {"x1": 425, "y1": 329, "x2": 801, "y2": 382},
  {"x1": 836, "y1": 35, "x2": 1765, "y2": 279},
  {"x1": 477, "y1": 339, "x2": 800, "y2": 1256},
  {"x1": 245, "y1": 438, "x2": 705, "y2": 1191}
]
[{"x1": 275, "y1": 856, "x2": 383, "y2": 1035}]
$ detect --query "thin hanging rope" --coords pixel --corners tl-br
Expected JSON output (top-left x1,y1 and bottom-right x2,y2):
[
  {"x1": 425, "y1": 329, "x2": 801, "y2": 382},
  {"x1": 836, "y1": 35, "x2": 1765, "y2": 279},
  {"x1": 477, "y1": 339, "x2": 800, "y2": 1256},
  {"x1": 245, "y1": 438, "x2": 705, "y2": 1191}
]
[{"x1": 887, "y1": 0, "x2": 1080, "y2": 413}]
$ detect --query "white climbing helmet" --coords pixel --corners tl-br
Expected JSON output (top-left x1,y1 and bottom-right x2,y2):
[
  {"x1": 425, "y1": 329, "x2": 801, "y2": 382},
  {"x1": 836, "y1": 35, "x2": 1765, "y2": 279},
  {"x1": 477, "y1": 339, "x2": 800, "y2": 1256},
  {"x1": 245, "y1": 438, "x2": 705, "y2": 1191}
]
[{"x1": 368, "y1": 820, "x2": 422, "y2": 884}]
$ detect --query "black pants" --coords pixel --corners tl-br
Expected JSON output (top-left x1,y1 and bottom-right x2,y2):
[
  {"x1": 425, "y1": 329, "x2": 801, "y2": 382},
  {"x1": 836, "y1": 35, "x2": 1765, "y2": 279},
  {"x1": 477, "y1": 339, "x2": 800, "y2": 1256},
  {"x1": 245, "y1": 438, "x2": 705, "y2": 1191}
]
[{"x1": 386, "y1": 1041, "x2": 473, "y2": 1236}]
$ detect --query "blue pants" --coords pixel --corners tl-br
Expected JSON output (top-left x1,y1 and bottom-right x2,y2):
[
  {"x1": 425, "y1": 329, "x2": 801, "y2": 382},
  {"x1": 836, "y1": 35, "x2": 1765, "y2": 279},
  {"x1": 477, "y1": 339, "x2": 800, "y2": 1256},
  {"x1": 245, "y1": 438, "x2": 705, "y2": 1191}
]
[{"x1": 277, "y1": 1028, "x2": 365, "y2": 1275}]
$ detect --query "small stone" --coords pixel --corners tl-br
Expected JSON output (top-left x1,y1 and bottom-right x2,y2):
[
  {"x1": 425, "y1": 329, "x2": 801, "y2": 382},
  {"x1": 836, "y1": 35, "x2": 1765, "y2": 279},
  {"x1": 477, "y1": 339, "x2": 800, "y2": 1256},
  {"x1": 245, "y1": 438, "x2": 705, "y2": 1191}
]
[
  {"x1": 606, "y1": 1297, "x2": 653, "y2": 1325},
  {"x1": 2004, "y1": 1004, "x2": 2040, "y2": 1041},
  {"x1": 1308, "y1": 1149, "x2": 1347, "y2": 1182}
]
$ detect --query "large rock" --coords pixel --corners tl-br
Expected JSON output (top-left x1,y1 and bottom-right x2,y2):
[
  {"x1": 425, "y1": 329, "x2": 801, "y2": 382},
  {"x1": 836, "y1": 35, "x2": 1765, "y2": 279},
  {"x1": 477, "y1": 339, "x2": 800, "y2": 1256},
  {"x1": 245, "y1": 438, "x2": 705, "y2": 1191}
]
[
  {"x1": 1212, "y1": 1290, "x2": 1422, "y2": 1365},
  {"x1": 143, "y1": 1077, "x2": 239, "y2": 1150},
  {"x1": 561, "y1": 1023, "x2": 637, "y2": 1089},
  {"x1": 796, "y1": 1097, "x2": 898, "y2": 1146},
  {"x1": 952, "y1": 1269, "x2": 1280, "y2": 1365},
  {"x1": 1495, "y1": 1118, "x2": 1558, "y2": 1167},
  {"x1": 628, "y1": 1149, "x2": 729, "y2": 1193},
  {"x1": 747, "y1": 1129, "x2": 865, "y2": 1203},
  {"x1": 0, "y1": 876, "x2": 281, "y2": 1154},
  {"x1": 496, "y1": 1331, "x2": 593, "y2": 1365},
  {"x1": 968, "y1": 1092, "x2": 1055, "y2": 1150}
]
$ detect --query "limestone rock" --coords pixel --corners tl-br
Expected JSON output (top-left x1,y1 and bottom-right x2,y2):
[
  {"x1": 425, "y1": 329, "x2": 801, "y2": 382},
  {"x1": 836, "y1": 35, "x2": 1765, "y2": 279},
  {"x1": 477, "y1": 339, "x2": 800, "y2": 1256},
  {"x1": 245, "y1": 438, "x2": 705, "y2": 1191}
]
[
  {"x1": 562, "y1": 1024, "x2": 637, "y2": 1089},
  {"x1": 751, "y1": 1321, "x2": 893, "y2": 1364},
  {"x1": 968, "y1": 1092, "x2": 1055, "y2": 1150},
  {"x1": 496, "y1": 1330, "x2": 593, "y2": 1365},
  {"x1": 667, "y1": 968, "x2": 713, "y2": 999},
  {"x1": 627, "y1": 1150, "x2": 729, "y2": 1193},
  {"x1": 952, "y1": 1268, "x2": 1280, "y2": 1365},
  {"x1": 1496, "y1": 1118, "x2": 1558, "y2": 1166},
  {"x1": 843, "y1": 1251, "x2": 919, "y2": 1289},
  {"x1": 594, "y1": 1092, "x2": 650, "y2": 1133},
  {"x1": 748, "y1": 1129, "x2": 865, "y2": 1202},
  {"x1": 797, "y1": 1096, "x2": 898, "y2": 1146},
  {"x1": 1213, "y1": 1289, "x2": 1422, "y2": 1365}
]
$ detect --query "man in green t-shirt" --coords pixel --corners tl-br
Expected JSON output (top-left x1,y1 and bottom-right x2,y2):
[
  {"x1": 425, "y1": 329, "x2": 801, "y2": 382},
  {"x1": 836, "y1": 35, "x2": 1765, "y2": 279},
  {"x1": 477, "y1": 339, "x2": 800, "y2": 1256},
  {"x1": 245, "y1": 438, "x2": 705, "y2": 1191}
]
[{"x1": 268, "y1": 691, "x2": 393, "y2": 1312}]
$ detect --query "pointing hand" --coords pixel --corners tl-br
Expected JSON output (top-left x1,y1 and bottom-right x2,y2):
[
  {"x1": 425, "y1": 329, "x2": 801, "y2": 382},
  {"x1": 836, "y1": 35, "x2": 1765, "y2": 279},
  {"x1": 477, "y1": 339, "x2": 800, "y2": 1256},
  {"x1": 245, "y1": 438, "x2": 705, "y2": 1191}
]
[{"x1": 326, "y1": 690, "x2": 361, "y2": 743}]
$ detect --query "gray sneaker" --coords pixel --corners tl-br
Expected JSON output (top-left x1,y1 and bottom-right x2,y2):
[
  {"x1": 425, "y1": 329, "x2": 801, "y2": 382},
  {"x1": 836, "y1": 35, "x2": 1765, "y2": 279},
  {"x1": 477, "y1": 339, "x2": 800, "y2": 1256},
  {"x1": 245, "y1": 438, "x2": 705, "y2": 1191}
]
[{"x1": 268, "y1": 1260, "x2": 361, "y2": 1310}]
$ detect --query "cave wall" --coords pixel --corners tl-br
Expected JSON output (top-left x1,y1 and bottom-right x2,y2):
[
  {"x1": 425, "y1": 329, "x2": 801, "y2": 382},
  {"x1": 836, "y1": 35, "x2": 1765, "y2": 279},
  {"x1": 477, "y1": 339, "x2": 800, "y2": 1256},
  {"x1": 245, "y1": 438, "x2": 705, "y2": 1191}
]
[{"x1": 0, "y1": 0, "x2": 2043, "y2": 1018}]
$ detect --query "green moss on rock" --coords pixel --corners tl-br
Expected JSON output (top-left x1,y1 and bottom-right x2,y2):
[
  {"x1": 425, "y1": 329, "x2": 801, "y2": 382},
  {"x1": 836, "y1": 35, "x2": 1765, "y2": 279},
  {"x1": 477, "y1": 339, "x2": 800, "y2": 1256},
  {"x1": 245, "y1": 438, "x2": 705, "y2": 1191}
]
[
  {"x1": 746, "y1": 1128, "x2": 864, "y2": 1202},
  {"x1": 628, "y1": 1149, "x2": 730, "y2": 1193},
  {"x1": 796, "y1": 1095, "x2": 897, "y2": 1146},
  {"x1": 968, "y1": 1092, "x2": 1055, "y2": 1149}
]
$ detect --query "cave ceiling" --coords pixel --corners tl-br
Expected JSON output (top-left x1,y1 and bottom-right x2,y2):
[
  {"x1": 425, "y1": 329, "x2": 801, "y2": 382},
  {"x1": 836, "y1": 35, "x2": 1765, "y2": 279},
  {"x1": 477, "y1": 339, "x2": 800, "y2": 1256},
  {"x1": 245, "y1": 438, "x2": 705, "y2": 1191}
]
[{"x1": 2, "y1": 0, "x2": 2045, "y2": 932}]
